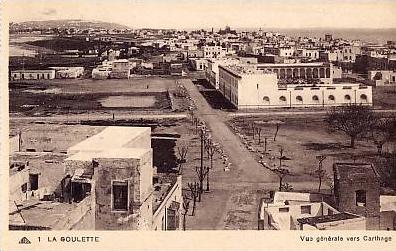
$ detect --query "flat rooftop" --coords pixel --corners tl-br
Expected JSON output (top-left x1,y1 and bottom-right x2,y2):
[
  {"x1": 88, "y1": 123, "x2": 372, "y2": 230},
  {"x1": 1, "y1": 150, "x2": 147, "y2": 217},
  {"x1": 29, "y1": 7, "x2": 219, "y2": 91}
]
[
  {"x1": 66, "y1": 147, "x2": 150, "y2": 161},
  {"x1": 9, "y1": 199, "x2": 78, "y2": 230},
  {"x1": 333, "y1": 162, "x2": 379, "y2": 181},
  {"x1": 297, "y1": 212, "x2": 362, "y2": 226},
  {"x1": 257, "y1": 62, "x2": 329, "y2": 67},
  {"x1": 67, "y1": 126, "x2": 150, "y2": 153},
  {"x1": 220, "y1": 64, "x2": 273, "y2": 77}
]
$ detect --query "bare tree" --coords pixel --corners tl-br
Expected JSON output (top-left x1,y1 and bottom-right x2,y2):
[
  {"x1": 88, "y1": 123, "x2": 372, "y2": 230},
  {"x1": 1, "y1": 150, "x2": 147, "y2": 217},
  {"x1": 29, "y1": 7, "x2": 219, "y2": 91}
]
[
  {"x1": 260, "y1": 161, "x2": 292, "y2": 191},
  {"x1": 176, "y1": 141, "x2": 189, "y2": 174},
  {"x1": 274, "y1": 122, "x2": 281, "y2": 141},
  {"x1": 250, "y1": 122, "x2": 256, "y2": 139},
  {"x1": 187, "y1": 182, "x2": 200, "y2": 216},
  {"x1": 325, "y1": 104, "x2": 376, "y2": 148},
  {"x1": 253, "y1": 121, "x2": 266, "y2": 144},
  {"x1": 371, "y1": 117, "x2": 396, "y2": 155},
  {"x1": 195, "y1": 166, "x2": 209, "y2": 201},
  {"x1": 307, "y1": 155, "x2": 327, "y2": 192},
  {"x1": 205, "y1": 139, "x2": 217, "y2": 191},
  {"x1": 196, "y1": 127, "x2": 209, "y2": 200},
  {"x1": 264, "y1": 137, "x2": 268, "y2": 153},
  {"x1": 181, "y1": 199, "x2": 190, "y2": 231}
]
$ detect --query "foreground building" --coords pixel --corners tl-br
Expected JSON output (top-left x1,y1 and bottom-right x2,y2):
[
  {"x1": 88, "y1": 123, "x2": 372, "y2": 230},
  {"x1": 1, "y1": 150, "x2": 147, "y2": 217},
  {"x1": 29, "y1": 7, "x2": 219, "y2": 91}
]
[
  {"x1": 258, "y1": 163, "x2": 396, "y2": 230},
  {"x1": 218, "y1": 64, "x2": 372, "y2": 109},
  {"x1": 9, "y1": 127, "x2": 183, "y2": 231}
]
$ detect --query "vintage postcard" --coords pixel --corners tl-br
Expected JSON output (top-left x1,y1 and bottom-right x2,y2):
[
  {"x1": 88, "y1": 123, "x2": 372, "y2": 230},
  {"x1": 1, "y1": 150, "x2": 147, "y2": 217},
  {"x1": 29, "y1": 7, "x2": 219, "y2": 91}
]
[{"x1": 1, "y1": 0, "x2": 396, "y2": 250}]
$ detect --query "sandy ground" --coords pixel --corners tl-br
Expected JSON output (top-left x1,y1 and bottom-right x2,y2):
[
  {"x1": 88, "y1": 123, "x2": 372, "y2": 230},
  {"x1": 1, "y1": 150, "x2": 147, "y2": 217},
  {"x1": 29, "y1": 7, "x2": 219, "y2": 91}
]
[{"x1": 98, "y1": 95, "x2": 157, "y2": 108}]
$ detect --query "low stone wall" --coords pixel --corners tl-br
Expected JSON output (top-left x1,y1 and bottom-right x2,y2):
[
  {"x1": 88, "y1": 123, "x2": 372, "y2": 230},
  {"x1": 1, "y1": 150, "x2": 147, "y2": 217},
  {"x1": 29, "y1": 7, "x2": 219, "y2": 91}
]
[{"x1": 52, "y1": 195, "x2": 93, "y2": 230}]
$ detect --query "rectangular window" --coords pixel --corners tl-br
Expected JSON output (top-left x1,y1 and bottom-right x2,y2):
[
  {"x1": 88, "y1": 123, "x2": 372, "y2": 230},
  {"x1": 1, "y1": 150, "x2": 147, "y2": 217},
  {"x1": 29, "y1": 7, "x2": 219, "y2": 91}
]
[
  {"x1": 29, "y1": 174, "x2": 39, "y2": 190},
  {"x1": 356, "y1": 190, "x2": 366, "y2": 207},
  {"x1": 279, "y1": 207, "x2": 289, "y2": 213},
  {"x1": 301, "y1": 205, "x2": 312, "y2": 214},
  {"x1": 112, "y1": 180, "x2": 128, "y2": 211}
]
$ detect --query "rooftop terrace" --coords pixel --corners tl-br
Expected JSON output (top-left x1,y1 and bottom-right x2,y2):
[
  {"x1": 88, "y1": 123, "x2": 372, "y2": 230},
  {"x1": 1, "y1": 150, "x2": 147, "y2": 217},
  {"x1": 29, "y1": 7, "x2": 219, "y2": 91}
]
[{"x1": 297, "y1": 212, "x2": 362, "y2": 226}]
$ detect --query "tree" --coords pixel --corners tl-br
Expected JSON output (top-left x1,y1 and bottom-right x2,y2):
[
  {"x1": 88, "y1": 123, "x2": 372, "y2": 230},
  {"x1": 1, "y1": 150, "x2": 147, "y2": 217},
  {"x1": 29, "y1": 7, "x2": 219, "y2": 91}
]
[
  {"x1": 264, "y1": 137, "x2": 268, "y2": 153},
  {"x1": 274, "y1": 122, "x2": 281, "y2": 142},
  {"x1": 205, "y1": 139, "x2": 217, "y2": 191},
  {"x1": 176, "y1": 142, "x2": 189, "y2": 174},
  {"x1": 371, "y1": 117, "x2": 396, "y2": 155},
  {"x1": 307, "y1": 155, "x2": 327, "y2": 192},
  {"x1": 325, "y1": 104, "x2": 376, "y2": 148},
  {"x1": 250, "y1": 122, "x2": 256, "y2": 139},
  {"x1": 253, "y1": 121, "x2": 266, "y2": 144},
  {"x1": 195, "y1": 166, "x2": 209, "y2": 201},
  {"x1": 181, "y1": 199, "x2": 190, "y2": 231},
  {"x1": 187, "y1": 182, "x2": 200, "y2": 216},
  {"x1": 260, "y1": 161, "x2": 292, "y2": 191}
]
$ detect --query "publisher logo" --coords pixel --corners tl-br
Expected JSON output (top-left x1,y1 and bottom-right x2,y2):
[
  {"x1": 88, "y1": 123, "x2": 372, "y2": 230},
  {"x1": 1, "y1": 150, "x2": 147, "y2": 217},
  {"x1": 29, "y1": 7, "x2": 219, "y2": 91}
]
[{"x1": 19, "y1": 237, "x2": 31, "y2": 244}]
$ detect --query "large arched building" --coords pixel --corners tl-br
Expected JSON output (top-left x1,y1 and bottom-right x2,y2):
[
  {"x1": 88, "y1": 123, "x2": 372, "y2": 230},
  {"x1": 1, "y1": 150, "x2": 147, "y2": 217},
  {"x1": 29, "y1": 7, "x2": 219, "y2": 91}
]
[{"x1": 218, "y1": 64, "x2": 372, "y2": 109}]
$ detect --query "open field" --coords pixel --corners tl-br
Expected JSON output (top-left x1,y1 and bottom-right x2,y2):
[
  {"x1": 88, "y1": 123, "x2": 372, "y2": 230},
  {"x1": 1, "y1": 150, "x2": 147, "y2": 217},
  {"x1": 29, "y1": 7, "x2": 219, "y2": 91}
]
[
  {"x1": 228, "y1": 114, "x2": 396, "y2": 191},
  {"x1": 9, "y1": 77, "x2": 194, "y2": 116}
]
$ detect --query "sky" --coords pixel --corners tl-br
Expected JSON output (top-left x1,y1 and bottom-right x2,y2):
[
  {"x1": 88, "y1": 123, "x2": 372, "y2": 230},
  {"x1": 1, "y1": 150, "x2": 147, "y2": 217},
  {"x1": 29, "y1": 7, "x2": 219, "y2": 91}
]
[{"x1": 6, "y1": 0, "x2": 396, "y2": 29}]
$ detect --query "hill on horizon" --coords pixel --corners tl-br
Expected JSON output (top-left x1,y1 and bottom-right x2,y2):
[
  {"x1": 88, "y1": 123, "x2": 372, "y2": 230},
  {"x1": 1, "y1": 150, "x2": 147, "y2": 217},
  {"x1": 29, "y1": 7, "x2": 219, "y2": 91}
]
[{"x1": 10, "y1": 19, "x2": 131, "y2": 30}]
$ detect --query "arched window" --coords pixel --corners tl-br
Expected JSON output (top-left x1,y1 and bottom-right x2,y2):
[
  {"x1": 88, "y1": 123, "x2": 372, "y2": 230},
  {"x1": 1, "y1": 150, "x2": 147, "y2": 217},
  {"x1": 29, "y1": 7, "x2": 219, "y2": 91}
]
[
  {"x1": 326, "y1": 68, "x2": 331, "y2": 78},
  {"x1": 296, "y1": 96, "x2": 303, "y2": 104},
  {"x1": 360, "y1": 94, "x2": 368, "y2": 102},
  {"x1": 279, "y1": 96, "x2": 287, "y2": 104},
  {"x1": 328, "y1": 95, "x2": 335, "y2": 103},
  {"x1": 313, "y1": 68, "x2": 319, "y2": 78},
  {"x1": 312, "y1": 95, "x2": 319, "y2": 103},
  {"x1": 286, "y1": 68, "x2": 292, "y2": 78},
  {"x1": 292, "y1": 68, "x2": 298, "y2": 78},
  {"x1": 279, "y1": 69, "x2": 286, "y2": 79},
  {"x1": 300, "y1": 68, "x2": 306, "y2": 79},
  {"x1": 344, "y1": 94, "x2": 351, "y2": 102},
  {"x1": 273, "y1": 69, "x2": 279, "y2": 78},
  {"x1": 263, "y1": 96, "x2": 270, "y2": 104},
  {"x1": 306, "y1": 68, "x2": 312, "y2": 79},
  {"x1": 319, "y1": 68, "x2": 325, "y2": 78}
]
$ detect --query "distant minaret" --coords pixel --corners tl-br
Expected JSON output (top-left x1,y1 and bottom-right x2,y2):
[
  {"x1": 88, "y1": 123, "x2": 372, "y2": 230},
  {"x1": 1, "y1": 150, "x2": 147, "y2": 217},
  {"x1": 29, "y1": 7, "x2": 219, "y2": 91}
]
[{"x1": 211, "y1": 27, "x2": 213, "y2": 34}]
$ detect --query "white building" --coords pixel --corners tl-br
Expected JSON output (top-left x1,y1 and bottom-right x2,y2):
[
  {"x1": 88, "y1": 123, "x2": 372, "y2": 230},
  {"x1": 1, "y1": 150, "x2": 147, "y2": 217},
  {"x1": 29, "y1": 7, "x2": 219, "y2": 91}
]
[
  {"x1": 258, "y1": 192, "x2": 366, "y2": 230},
  {"x1": 10, "y1": 69, "x2": 55, "y2": 81},
  {"x1": 218, "y1": 64, "x2": 373, "y2": 109},
  {"x1": 203, "y1": 45, "x2": 226, "y2": 59},
  {"x1": 190, "y1": 58, "x2": 208, "y2": 71},
  {"x1": 65, "y1": 127, "x2": 183, "y2": 230},
  {"x1": 299, "y1": 48, "x2": 320, "y2": 60},
  {"x1": 368, "y1": 70, "x2": 396, "y2": 86},
  {"x1": 51, "y1": 67, "x2": 84, "y2": 79},
  {"x1": 110, "y1": 59, "x2": 132, "y2": 79},
  {"x1": 340, "y1": 45, "x2": 361, "y2": 62},
  {"x1": 278, "y1": 47, "x2": 295, "y2": 57}
]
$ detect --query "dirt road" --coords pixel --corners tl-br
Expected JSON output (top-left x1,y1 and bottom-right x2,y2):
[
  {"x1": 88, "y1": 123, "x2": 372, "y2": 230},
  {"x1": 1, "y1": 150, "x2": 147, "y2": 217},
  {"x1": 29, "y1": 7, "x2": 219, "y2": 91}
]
[{"x1": 181, "y1": 79, "x2": 279, "y2": 230}]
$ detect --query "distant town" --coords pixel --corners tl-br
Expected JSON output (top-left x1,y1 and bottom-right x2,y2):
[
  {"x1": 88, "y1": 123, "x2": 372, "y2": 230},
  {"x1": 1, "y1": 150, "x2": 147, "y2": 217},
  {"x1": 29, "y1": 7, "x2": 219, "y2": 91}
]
[{"x1": 8, "y1": 19, "x2": 396, "y2": 231}]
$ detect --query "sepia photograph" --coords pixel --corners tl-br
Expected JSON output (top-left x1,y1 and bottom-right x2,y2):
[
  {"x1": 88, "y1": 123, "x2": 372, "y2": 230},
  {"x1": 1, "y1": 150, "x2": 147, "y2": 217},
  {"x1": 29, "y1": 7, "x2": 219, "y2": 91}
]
[{"x1": 1, "y1": 0, "x2": 396, "y2": 250}]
